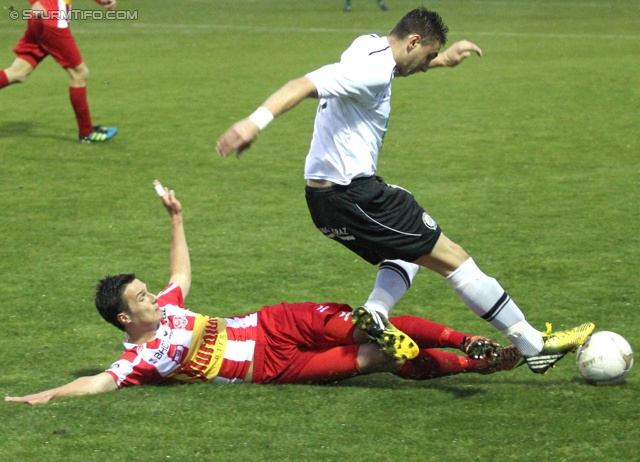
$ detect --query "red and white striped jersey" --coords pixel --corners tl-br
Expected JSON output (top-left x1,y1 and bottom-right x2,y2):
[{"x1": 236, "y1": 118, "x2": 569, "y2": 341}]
[
  {"x1": 27, "y1": 0, "x2": 102, "y2": 28},
  {"x1": 105, "y1": 283, "x2": 258, "y2": 388}
]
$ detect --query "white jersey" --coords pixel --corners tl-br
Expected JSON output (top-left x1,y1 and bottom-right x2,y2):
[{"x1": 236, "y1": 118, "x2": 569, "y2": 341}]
[{"x1": 304, "y1": 34, "x2": 396, "y2": 185}]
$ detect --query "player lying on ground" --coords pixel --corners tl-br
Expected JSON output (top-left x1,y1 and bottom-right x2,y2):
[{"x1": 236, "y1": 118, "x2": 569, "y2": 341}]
[{"x1": 4, "y1": 182, "x2": 522, "y2": 406}]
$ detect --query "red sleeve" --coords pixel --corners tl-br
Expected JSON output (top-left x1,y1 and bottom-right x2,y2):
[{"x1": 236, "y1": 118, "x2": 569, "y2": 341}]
[{"x1": 28, "y1": 0, "x2": 38, "y2": 5}]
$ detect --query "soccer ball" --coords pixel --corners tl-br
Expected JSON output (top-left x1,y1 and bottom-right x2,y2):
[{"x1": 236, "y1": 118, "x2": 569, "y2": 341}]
[{"x1": 576, "y1": 331, "x2": 634, "y2": 386}]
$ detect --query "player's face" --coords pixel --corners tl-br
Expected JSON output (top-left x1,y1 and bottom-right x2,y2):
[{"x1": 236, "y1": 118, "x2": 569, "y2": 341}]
[
  {"x1": 397, "y1": 39, "x2": 441, "y2": 77},
  {"x1": 122, "y1": 279, "x2": 163, "y2": 326}
]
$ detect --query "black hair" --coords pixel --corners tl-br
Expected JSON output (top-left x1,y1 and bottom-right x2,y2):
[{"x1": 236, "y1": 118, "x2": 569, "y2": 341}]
[
  {"x1": 390, "y1": 7, "x2": 449, "y2": 46},
  {"x1": 95, "y1": 273, "x2": 136, "y2": 331}
]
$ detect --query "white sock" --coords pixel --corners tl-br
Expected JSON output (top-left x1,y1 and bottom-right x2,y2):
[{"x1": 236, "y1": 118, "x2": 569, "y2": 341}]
[
  {"x1": 446, "y1": 258, "x2": 543, "y2": 356},
  {"x1": 364, "y1": 259, "x2": 420, "y2": 317},
  {"x1": 503, "y1": 320, "x2": 545, "y2": 357}
]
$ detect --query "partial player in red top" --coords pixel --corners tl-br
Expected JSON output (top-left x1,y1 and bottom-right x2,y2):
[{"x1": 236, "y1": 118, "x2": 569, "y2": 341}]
[{"x1": 1, "y1": 0, "x2": 117, "y2": 143}]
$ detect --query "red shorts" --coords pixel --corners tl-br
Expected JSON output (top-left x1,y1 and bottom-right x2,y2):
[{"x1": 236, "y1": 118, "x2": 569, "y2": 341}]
[
  {"x1": 252, "y1": 302, "x2": 360, "y2": 384},
  {"x1": 13, "y1": 18, "x2": 83, "y2": 69}
]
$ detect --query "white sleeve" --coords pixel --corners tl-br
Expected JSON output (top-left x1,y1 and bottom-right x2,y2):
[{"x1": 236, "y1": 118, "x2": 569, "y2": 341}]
[{"x1": 306, "y1": 60, "x2": 390, "y2": 102}]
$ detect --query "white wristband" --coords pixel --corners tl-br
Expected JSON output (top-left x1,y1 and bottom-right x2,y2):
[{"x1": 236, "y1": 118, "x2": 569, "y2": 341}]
[{"x1": 249, "y1": 107, "x2": 274, "y2": 131}]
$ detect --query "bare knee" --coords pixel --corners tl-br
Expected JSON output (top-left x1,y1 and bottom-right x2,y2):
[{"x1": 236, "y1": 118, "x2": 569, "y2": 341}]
[
  {"x1": 414, "y1": 233, "x2": 470, "y2": 276},
  {"x1": 442, "y1": 238, "x2": 470, "y2": 263},
  {"x1": 5, "y1": 58, "x2": 34, "y2": 84},
  {"x1": 67, "y1": 63, "x2": 89, "y2": 86},
  {"x1": 357, "y1": 344, "x2": 403, "y2": 374},
  {"x1": 11, "y1": 73, "x2": 30, "y2": 84}
]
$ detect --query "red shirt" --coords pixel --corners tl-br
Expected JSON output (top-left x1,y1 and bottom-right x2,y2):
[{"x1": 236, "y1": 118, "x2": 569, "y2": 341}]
[{"x1": 27, "y1": 0, "x2": 103, "y2": 28}]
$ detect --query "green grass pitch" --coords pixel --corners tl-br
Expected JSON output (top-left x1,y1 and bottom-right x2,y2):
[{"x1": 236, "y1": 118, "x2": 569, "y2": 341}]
[{"x1": 0, "y1": 0, "x2": 638, "y2": 460}]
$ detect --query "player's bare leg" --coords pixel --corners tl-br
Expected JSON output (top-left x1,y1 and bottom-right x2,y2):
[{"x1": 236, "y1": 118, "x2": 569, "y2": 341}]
[
  {"x1": 1, "y1": 57, "x2": 34, "y2": 85},
  {"x1": 67, "y1": 62, "x2": 117, "y2": 143},
  {"x1": 415, "y1": 233, "x2": 593, "y2": 372},
  {"x1": 357, "y1": 343, "x2": 403, "y2": 373},
  {"x1": 416, "y1": 233, "x2": 545, "y2": 358},
  {"x1": 67, "y1": 61, "x2": 90, "y2": 87}
]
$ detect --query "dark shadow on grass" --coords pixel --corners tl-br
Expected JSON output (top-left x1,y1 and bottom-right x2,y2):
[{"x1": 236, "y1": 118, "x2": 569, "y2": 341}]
[
  {"x1": 0, "y1": 120, "x2": 77, "y2": 143},
  {"x1": 0, "y1": 121, "x2": 34, "y2": 136},
  {"x1": 332, "y1": 374, "x2": 488, "y2": 398},
  {"x1": 327, "y1": 373, "x2": 573, "y2": 394}
]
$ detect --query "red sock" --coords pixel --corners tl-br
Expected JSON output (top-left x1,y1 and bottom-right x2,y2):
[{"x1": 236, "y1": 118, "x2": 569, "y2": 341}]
[
  {"x1": 69, "y1": 86, "x2": 93, "y2": 137},
  {"x1": 0, "y1": 70, "x2": 9, "y2": 89},
  {"x1": 389, "y1": 315, "x2": 467, "y2": 350},
  {"x1": 395, "y1": 349, "x2": 489, "y2": 380}
]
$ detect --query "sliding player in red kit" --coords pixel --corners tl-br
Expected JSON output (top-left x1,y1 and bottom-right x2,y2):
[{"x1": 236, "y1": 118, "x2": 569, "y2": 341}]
[
  {"x1": 1, "y1": 0, "x2": 117, "y2": 143},
  {"x1": 5, "y1": 182, "x2": 523, "y2": 406}
]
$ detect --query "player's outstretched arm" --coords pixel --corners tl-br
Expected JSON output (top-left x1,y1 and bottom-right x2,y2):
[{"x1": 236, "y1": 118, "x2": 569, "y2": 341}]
[
  {"x1": 153, "y1": 181, "x2": 191, "y2": 298},
  {"x1": 429, "y1": 40, "x2": 482, "y2": 68},
  {"x1": 216, "y1": 76, "x2": 318, "y2": 158},
  {"x1": 4, "y1": 372, "x2": 117, "y2": 406}
]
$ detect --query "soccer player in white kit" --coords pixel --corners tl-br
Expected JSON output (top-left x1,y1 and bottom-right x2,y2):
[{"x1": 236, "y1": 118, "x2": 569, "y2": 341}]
[{"x1": 216, "y1": 7, "x2": 594, "y2": 374}]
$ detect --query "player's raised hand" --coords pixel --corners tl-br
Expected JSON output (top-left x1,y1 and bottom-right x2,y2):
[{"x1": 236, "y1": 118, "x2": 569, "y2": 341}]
[
  {"x1": 439, "y1": 40, "x2": 482, "y2": 67},
  {"x1": 216, "y1": 118, "x2": 260, "y2": 158},
  {"x1": 153, "y1": 180, "x2": 182, "y2": 216}
]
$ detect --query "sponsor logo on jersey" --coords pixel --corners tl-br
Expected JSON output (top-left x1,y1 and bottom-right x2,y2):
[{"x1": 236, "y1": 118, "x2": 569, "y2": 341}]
[
  {"x1": 150, "y1": 340, "x2": 171, "y2": 364},
  {"x1": 178, "y1": 319, "x2": 222, "y2": 381}
]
